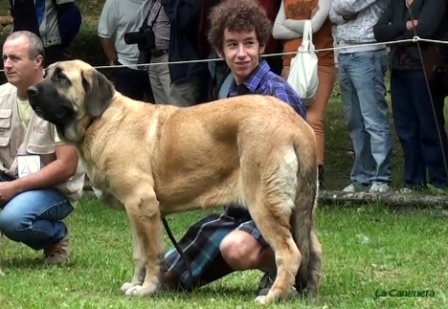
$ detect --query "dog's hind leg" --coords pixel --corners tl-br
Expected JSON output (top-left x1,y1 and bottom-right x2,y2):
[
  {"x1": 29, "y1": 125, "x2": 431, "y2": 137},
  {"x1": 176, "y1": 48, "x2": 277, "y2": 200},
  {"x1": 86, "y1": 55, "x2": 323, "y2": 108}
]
[
  {"x1": 293, "y1": 223, "x2": 322, "y2": 297},
  {"x1": 293, "y1": 165, "x2": 322, "y2": 298},
  {"x1": 304, "y1": 227, "x2": 322, "y2": 296},
  {"x1": 120, "y1": 186, "x2": 164, "y2": 297},
  {"x1": 249, "y1": 202, "x2": 300, "y2": 305},
  {"x1": 242, "y1": 150, "x2": 301, "y2": 304},
  {"x1": 120, "y1": 227, "x2": 146, "y2": 293}
]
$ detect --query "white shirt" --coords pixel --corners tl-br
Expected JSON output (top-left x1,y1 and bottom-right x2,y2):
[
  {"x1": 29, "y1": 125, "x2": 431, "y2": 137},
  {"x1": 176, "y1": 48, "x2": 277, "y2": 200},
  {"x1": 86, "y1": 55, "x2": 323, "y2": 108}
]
[{"x1": 98, "y1": 0, "x2": 147, "y2": 69}]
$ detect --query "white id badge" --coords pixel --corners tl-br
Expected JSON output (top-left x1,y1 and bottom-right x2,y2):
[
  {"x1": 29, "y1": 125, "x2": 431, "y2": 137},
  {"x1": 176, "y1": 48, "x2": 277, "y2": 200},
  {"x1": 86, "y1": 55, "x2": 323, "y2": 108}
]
[{"x1": 17, "y1": 155, "x2": 41, "y2": 178}]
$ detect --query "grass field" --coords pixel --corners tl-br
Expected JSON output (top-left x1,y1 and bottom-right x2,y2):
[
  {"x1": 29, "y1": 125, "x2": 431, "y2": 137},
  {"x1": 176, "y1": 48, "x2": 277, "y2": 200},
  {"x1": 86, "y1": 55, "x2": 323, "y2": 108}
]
[
  {"x1": 1, "y1": 195, "x2": 448, "y2": 309},
  {"x1": 1, "y1": 1, "x2": 448, "y2": 308}
]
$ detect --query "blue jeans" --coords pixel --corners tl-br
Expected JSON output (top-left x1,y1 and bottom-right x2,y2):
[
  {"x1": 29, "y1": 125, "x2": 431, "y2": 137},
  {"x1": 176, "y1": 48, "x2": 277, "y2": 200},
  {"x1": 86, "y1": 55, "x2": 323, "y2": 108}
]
[
  {"x1": 338, "y1": 50, "x2": 392, "y2": 185},
  {"x1": 0, "y1": 174, "x2": 73, "y2": 250},
  {"x1": 391, "y1": 70, "x2": 448, "y2": 188}
]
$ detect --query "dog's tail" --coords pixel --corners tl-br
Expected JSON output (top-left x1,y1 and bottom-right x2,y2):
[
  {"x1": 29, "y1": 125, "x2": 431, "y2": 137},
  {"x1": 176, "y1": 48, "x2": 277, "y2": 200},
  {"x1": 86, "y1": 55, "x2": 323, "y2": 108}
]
[{"x1": 290, "y1": 141, "x2": 321, "y2": 297}]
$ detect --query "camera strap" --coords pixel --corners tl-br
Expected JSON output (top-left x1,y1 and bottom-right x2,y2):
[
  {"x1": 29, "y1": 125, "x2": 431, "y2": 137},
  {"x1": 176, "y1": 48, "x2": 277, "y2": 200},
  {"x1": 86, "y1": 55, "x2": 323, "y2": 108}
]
[{"x1": 143, "y1": 0, "x2": 163, "y2": 30}]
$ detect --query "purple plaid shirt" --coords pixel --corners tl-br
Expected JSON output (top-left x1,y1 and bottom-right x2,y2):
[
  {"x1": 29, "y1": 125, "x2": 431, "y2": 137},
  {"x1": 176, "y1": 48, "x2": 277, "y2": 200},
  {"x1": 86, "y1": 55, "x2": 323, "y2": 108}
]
[
  {"x1": 228, "y1": 60, "x2": 306, "y2": 119},
  {"x1": 226, "y1": 61, "x2": 306, "y2": 219}
]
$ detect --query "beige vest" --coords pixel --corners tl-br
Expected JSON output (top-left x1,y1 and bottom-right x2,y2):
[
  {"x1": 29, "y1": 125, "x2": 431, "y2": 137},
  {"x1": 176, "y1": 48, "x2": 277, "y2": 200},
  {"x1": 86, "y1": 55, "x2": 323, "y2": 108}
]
[{"x1": 0, "y1": 82, "x2": 85, "y2": 204}]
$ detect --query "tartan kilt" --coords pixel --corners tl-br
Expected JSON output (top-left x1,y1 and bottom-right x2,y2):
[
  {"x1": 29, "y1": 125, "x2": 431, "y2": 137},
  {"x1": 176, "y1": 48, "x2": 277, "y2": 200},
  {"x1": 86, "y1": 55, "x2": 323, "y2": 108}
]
[{"x1": 164, "y1": 212, "x2": 267, "y2": 288}]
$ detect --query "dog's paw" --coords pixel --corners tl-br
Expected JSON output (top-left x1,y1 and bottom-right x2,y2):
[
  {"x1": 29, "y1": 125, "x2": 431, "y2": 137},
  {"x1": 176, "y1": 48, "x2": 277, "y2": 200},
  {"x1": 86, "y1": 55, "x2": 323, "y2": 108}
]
[
  {"x1": 120, "y1": 282, "x2": 134, "y2": 294},
  {"x1": 124, "y1": 282, "x2": 158, "y2": 297},
  {"x1": 254, "y1": 295, "x2": 268, "y2": 305}
]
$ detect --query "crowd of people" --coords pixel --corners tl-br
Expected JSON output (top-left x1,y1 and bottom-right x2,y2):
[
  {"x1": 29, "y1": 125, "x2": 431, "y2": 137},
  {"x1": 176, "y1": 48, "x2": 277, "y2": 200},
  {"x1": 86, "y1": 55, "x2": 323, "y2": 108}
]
[{"x1": 0, "y1": 0, "x2": 447, "y2": 297}]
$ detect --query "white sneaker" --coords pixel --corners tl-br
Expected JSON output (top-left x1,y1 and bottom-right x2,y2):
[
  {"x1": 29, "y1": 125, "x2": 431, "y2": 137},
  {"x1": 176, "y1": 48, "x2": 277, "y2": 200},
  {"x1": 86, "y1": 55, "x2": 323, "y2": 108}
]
[
  {"x1": 342, "y1": 183, "x2": 369, "y2": 193},
  {"x1": 369, "y1": 182, "x2": 390, "y2": 193},
  {"x1": 342, "y1": 184, "x2": 356, "y2": 192},
  {"x1": 399, "y1": 187, "x2": 413, "y2": 194}
]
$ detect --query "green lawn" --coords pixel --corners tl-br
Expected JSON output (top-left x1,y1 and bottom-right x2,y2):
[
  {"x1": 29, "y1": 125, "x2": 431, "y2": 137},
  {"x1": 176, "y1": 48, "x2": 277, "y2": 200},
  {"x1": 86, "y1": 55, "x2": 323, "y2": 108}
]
[
  {"x1": 1, "y1": 196, "x2": 447, "y2": 309},
  {"x1": 1, "y1": 1, "x2": 448, "y2": 308}
]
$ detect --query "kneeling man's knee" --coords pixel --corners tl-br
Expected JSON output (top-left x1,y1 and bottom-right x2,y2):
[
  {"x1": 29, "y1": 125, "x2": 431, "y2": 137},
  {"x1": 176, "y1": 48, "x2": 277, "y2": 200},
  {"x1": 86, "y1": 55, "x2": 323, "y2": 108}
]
[{"x1": 219, "y1": 230, "x2": 263, "y2": 270}]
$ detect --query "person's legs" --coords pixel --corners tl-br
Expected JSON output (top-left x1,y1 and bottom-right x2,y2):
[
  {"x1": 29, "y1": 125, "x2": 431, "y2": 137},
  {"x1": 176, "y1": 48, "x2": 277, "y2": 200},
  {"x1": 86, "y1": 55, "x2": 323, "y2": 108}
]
[
  {"x1": 219, "y1": 223, "x2": 273, "y2": 271},
  {"x1": 280, "y1": 65, "x2": 289, "y2": 79},
  {"x1": 161, "y1": 214, "x2": 274, "y2": 293},
  {"x1": 350, "y1": 50, "x2": 392, "y2": 189},
  {"x1": 162, "y1": 213, "x2": 241, "y2": 290},
  {"x1": 390, "y1": 70, "x2": 426, "y2": 189},
  {"x1": 138, "y1": 68, "x2": 155, "y2": 103},
  {"x1": 220, "y1": 220, "x2": 275, "y2": 297},
  {"x1": 170, "y1": 74, "x2": 200, "y2": 107},
  {"x1": 112, "y1": 66, "x2": 154, "y2": 102},
  {"x1": 280, "y1": 64, "x2": 336, "y2": 187},
  {"x1": 304, "y1": 65, "x2": 336, "y2": 167},
  {"x1": 338, "y1": 53, "x2": 375, "y2": 188},
  {"x1": 148, "y1": 53, "x2": 172, "y2": 104},
  {"x1": 0, "y1": 188, "x2": 73, "y2": 262},
  {"x1": 410, "y1": 71, "x2": 448, "y2": 188}
]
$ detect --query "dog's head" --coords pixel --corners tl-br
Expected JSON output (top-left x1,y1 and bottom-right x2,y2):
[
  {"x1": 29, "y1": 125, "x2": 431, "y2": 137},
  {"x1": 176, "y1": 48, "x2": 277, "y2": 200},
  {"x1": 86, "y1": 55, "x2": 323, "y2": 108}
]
[{"x1": 27, "y1": 59, "x2": 115, "y2": 143}]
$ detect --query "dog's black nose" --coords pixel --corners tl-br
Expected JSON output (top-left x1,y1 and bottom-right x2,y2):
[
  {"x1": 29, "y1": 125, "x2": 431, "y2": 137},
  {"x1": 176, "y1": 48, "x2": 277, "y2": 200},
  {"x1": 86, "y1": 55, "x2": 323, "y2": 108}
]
[{"x1": 27, "y1": 86, "x2": 39, "y2": 97}]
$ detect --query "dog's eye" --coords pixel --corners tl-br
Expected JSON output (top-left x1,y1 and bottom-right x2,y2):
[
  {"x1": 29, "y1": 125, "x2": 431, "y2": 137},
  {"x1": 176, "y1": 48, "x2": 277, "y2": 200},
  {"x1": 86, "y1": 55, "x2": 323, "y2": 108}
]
[{"x1": 51, "y1": 71, "x2": 71, "y2": 85}]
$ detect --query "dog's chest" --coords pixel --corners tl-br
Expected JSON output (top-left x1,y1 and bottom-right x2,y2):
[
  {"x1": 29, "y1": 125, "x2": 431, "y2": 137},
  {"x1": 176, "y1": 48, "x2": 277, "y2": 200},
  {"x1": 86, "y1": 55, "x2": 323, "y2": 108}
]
[
  {"x1": 78, "y1": 155, "x2": 106, "y2": 190},
  {"x1": 86, "y1": 165, "x2": 109, "y2": 190}
]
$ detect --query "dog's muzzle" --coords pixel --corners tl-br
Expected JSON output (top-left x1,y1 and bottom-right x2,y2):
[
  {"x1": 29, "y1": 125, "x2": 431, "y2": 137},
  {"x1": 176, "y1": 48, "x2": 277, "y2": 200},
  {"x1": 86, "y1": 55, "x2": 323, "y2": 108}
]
[
  {"x1": 27, "y1": 85, "x2": 39, "y2": 97},
  {"x1": 27, "y1": 86, "x2": 45, "y2": 117}
]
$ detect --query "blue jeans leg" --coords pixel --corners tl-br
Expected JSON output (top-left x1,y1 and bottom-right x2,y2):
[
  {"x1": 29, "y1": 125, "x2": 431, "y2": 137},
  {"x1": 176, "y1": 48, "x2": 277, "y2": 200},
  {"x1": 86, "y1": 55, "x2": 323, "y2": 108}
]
[
  {"x1": 338, "y1": 50, "x2": 392, "y2": 185},
  {"x1": 0, "y1": 188, "x2": 73, "y2": 251}
]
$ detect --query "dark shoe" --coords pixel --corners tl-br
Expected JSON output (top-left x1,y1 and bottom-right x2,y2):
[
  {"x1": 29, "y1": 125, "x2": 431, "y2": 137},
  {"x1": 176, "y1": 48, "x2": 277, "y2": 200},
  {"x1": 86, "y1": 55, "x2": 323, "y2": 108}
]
[
  {"x1": 43, "y1": 230, "x2": 69, "y2": 264},
  {"x1": 256, "y1": 271, "x2": 276, "y2": 296}
]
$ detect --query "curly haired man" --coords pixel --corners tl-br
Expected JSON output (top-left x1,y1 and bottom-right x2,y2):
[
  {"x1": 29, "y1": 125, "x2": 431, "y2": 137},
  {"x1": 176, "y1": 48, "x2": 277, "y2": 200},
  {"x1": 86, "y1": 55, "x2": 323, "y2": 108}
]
[{"x1": 160, "y1": 0, "x2": 306, "y2": 297}]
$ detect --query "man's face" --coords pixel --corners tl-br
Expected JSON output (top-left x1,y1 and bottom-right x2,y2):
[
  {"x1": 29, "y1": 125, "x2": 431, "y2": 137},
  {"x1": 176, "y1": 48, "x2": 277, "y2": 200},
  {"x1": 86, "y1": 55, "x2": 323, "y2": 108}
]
[
  {"x1": 2, "y1": 37, "x2": 41, "y2": 88},
  {"x1": 220, "y1": 28, "x2": 265, "y2": 84}
]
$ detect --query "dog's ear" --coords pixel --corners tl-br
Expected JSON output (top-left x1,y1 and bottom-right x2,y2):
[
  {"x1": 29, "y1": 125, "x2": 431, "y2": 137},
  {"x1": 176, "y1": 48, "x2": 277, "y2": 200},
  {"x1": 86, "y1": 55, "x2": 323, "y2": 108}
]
[{"x1": 81, "y1": 69, "x2": 115, "y2": 117}]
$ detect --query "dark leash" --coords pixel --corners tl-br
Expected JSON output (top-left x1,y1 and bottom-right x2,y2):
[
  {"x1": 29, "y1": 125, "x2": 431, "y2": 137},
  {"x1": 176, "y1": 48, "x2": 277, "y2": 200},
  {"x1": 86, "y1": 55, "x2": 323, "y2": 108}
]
[{"x1": 161, "y1": 217, "x2": 193, "y2": 285}]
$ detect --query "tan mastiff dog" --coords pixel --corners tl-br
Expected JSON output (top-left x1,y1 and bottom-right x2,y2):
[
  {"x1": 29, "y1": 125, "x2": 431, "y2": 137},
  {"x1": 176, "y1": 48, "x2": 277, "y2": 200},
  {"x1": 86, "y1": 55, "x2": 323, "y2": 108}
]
[{"x1": 26, "y1": 59, "x2": 322, "y2": 305}]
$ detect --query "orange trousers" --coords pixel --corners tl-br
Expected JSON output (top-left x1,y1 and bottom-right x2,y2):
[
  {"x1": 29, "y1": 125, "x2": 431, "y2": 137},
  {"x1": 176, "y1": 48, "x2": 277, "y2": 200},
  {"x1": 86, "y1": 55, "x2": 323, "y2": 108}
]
[{"x1": 282, "y1": 64, "x2": 336, "y2": 166}]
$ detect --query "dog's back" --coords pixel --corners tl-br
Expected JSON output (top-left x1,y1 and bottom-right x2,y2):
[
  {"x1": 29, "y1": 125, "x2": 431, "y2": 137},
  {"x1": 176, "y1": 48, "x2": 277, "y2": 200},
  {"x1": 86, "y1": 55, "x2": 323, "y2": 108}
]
[{"x1": 138, "y1": 94, "x2": 314, "y2": 206}]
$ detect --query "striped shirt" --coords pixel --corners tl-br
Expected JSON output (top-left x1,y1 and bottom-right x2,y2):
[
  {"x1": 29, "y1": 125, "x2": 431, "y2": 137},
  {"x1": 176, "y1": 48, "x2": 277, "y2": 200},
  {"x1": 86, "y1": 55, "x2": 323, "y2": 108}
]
[{"x1": 228, "y1": 60, "x2": 306, "y2": 118}]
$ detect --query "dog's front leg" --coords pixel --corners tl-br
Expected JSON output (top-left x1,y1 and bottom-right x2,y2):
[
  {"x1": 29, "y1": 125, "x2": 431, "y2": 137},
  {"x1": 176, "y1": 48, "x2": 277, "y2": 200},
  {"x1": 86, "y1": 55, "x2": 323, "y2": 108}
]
[
  {"x1": 122, "y1": 189, "x2": 164, "y2": 297},
  {"x1": 120, "y1": 227, "x2": 146, "y2": 293}
]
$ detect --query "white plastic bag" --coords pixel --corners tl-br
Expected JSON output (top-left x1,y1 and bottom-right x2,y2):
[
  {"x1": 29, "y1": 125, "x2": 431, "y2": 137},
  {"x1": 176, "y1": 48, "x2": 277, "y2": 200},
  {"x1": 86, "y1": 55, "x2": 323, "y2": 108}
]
[{"x1": 286, "y1": 20, "x2": 319, "y2": 107}]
